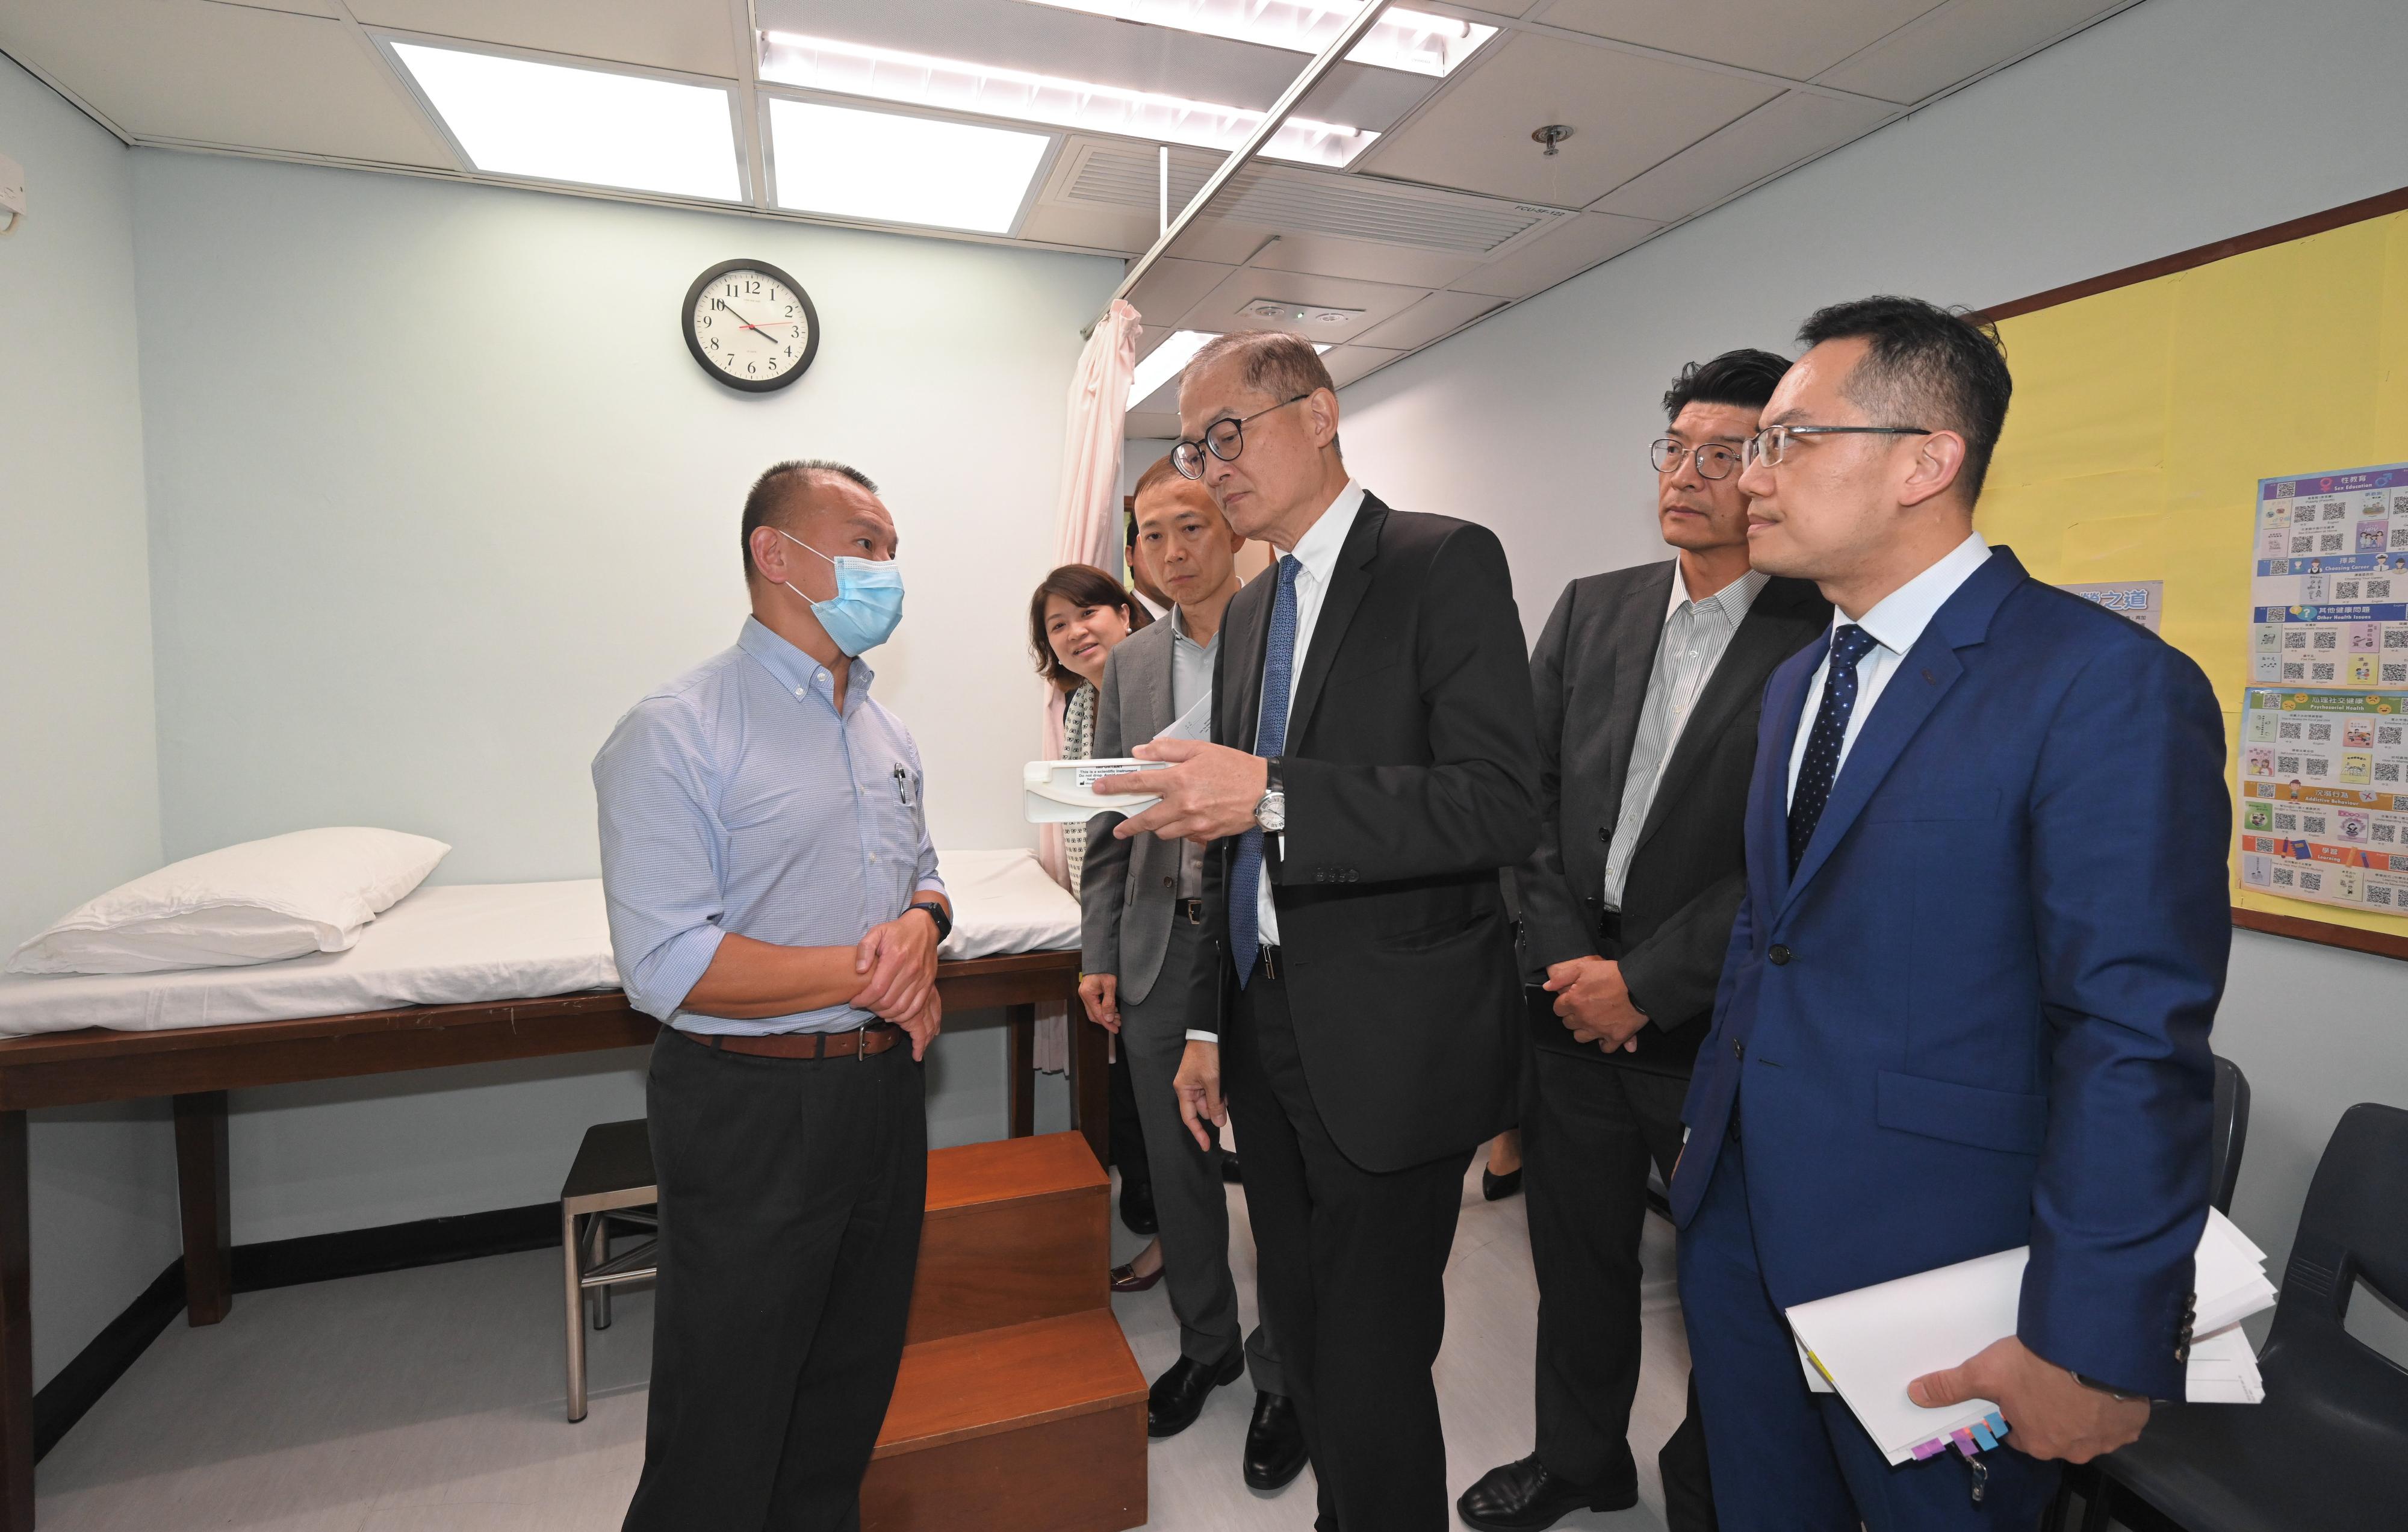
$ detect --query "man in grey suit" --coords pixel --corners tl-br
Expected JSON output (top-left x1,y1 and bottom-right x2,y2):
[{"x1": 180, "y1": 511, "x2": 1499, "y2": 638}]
[
  {"x1": 1460, "y1": 350, "x2": 1831, "y2": 1532},
  {"x1": 1080, "y1": 457, "x2": 1299, "y2": 1489}
]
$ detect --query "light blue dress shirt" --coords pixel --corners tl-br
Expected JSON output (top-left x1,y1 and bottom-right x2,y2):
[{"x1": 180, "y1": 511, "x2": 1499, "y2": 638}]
[{"x1": 592, "y1": 617, "x2": 944, "y2": 1035}]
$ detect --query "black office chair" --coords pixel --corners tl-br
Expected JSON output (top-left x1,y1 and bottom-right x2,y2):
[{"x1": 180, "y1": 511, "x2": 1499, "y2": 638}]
[
  {"x1": 2076, "y1": 1100, "x2": 2408, "y2": 1532},
  {"x1": 2044, "y1": 1054, "x2": 2248, "y2": 1531}
]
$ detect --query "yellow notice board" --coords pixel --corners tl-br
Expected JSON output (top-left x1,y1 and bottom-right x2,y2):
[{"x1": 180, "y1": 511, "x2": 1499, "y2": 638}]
[{"x1": 1974, "y1": 189, "x2": 2408, "y2": 956}]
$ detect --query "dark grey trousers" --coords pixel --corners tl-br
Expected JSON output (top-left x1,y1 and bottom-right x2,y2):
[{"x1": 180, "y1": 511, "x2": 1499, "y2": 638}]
[
  {"x1": 622, "y1": 1028, "x2": 926, "y2": 1532},
  {"x1": 1523, "y1": 1035, "x2": 1717, "y2": 1531},
  {"x1": 1121, "y1": 916, "x2": 1282, "y2": 1391}
]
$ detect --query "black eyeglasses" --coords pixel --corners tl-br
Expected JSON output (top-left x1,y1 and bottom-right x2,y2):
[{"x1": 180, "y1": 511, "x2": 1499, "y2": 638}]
[
  {"x1": 1743, "y1": 423, "x2": 1932, "y2": 468},
  {"x1": 1650, "y1": 438, "x2": 1744, "y2": 480},
  {"x1": 1171, "y1": 394, "x2": 1311, "y2": 480}
]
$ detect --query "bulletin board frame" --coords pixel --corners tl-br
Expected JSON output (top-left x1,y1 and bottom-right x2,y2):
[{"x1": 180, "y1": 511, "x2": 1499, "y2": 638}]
[{"x1": 1977, "y1": 183, "x2": 2408, "y2": 964}]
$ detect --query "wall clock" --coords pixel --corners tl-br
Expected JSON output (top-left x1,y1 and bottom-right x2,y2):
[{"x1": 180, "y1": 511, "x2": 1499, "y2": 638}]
[{"x1": 683, "y1": 259, "x2": 819, "y2": 392}]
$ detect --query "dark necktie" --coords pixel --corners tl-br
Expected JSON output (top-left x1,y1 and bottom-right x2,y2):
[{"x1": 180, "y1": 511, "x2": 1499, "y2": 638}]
[
  {"x1": 1787, "y1": 624, "x2": 1882, "y2": 874},
  {"x1": 1228, "y1": 556, "x2": 1302, "y2": 988}
]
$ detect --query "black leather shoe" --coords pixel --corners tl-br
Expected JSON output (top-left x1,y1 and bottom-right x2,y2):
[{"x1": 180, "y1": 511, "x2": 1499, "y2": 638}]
[
  {"x1": 1482, "y1": 1167, "x2": 1523, "y2": 1201},
  {"x1": 1243, "y1": 1391, "x2": 1309, "y2": 1491},
  {"x1": 1221, "y1": 1153, "x2": 1244, "y2": 1185},
  {"x1": 1457, "y1": 1454, "x2": 1635, "y2": 1530},
  {"x1": 1120, "y1": 1179, "x2": 1158, "y2": 1236},
  {"x1": 1147, "y1": 1348, "x2": 1243, "y2": 1437}
]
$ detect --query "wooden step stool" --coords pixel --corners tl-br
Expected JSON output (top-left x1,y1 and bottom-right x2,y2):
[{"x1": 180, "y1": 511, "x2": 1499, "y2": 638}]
[{"x1": 867, "y1": 1131, "x2": 1147, "y2": 1532}]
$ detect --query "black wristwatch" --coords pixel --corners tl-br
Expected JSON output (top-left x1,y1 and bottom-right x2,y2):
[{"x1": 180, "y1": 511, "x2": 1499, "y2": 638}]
[{"x1": 907, "y1": 899, "x2": 952, "y2": 943}]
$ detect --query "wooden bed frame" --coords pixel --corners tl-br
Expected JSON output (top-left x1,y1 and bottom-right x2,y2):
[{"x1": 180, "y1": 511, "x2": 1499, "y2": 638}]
[{"x1": 0, "y1": 948, "x2": 1099, "y2": 1531}]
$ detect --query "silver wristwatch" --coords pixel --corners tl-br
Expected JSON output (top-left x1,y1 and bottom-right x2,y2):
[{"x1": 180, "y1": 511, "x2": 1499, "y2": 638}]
[{"x1": 1254, "y1": 758, "x2": 1286, "y2": 833}]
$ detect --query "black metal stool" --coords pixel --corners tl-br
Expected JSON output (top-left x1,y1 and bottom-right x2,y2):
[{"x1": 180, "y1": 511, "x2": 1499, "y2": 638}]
[{"x1": 560, "y1": 1117, "x2": 658, "y2": 1422}]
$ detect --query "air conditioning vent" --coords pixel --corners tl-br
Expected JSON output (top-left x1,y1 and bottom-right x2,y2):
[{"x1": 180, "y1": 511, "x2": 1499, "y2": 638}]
[{"x1": 1054, "y1": 141, "x2": 1568, "y2": 258}]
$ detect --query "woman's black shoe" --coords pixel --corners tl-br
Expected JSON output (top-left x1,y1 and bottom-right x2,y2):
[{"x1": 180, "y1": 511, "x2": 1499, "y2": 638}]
[{"x1": 1482, "y1": 1167, "x2": 1522, "y2": 1201}]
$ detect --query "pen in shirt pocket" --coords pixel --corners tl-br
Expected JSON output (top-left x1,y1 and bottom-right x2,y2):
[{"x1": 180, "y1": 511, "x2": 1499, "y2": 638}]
[{"x1": 892, "y1": 763, "x2": 913, "y2": 807}]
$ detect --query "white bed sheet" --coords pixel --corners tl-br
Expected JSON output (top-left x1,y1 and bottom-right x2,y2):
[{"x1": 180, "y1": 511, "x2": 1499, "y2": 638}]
[{"x1": 0, "y1": 848, "x2": 1078, "y2": 1038}]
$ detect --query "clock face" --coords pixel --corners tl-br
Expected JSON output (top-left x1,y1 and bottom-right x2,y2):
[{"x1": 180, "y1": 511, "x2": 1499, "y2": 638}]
[{"x1": 683, "y1": 259, "x2": 819, "y2": 392}]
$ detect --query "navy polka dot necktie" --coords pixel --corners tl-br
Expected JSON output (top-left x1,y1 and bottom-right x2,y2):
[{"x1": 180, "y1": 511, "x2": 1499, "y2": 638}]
[{"x1": 1788, "y1": 624, "x2": 1881, "y2": 875}]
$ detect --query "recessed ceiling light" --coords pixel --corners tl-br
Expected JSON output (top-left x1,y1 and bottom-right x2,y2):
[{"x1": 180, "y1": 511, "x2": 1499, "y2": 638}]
[
  {"x1": 1022, "y1": 1, "x2": 1497, "y2": 77},
  {"x1": 388, "y1": 41, "x2": 741, "y2": 201},
  {"x1": 759, "y1": 31, "x2": 1377, "y2": 168},
  {"x1": 767, "y1": 98, "x2": 1052, "y2": 234},
  {"x1": 1131, "y1": 330, "x2": 1332, "y2": 408}
]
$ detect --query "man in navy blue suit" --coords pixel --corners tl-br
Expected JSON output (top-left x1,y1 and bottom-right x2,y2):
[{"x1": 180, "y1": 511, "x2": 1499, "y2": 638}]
[{"x1": 1670, "y1": 296, "x2": 2230, "y2": 1529}]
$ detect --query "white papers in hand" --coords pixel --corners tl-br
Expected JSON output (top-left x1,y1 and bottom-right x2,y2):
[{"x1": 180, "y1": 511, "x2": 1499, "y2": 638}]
[
  {"x1": 1784, "y1": 1209, "x2": 2275, "y2": 1466},
  {"x1": 1153, "y1": 693, "x2": 1212, "y2": 744}
]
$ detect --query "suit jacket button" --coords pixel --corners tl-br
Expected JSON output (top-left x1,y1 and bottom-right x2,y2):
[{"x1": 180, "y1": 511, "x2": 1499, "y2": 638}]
[
  {"x1": 1162, "y1": 875, "x2": 1174, "y2": 888},
  {"x1": 1598, "y1": 827, "x2": 1609, "y2": 843},
  {"x1": 1768, "y1": 944, "x2": 1793, "y2": 966},
  {"x1": 1733, "y1": 1038, "x2": 1745, "y2": 1059}
]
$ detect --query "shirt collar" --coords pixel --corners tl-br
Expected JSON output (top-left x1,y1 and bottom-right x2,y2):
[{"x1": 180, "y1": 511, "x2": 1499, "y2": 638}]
[
  {"x1": 738, "y1": 616, "x2": 870, "y2": 702},
  {"x1": 1170, "y1": 603, "x2": 1220, "y2": 651},
  {"x1": 1283, "y1": 477, "x2": 1365, "y2": 587},
  {"x1": 1666, "y1": 562, "x2": 1770, "y2": 625},
  {"x1": 1844, "y1": 531, "x2": 1991, "y2": 657}
]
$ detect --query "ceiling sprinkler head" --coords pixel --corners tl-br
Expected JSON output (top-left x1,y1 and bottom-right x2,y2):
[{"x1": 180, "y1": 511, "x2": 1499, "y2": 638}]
[{"x1": 1531, "y1": 123, "x2": 1573, "y2": 157}]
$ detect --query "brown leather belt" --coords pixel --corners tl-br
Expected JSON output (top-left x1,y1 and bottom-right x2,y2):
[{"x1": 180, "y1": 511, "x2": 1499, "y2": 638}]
[{"x1": 697, "y1": 1023, "x2": 904, "y2": 1061}]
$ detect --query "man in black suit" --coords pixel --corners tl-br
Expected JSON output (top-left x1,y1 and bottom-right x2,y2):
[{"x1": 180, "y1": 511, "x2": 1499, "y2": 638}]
[
  {"x1": 1458, "y1": 351, "x2": 1830, "y2": 1532},
  {"x1": 1097, "y1": 331, "x2": 1539, "y2": 1531}
]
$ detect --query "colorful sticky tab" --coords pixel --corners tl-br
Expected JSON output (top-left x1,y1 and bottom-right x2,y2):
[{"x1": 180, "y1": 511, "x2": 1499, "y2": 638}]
[
  {"x1": 1972, "y1": 1419, "x2": 1999, "y2": 1451},
  {"x1": 1950, "y1": 1429, "x2": 1978, "y2": 1458},
  {"x1": 1985, "y1": 1411, "x2": 2009, "y2": 1440},
  {"x1": 1910, "y1": 1439, "x2": 1946, "y2": 1460}
]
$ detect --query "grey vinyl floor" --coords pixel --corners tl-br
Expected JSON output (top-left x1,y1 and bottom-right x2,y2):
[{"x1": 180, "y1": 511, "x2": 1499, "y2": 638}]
[{"x1": 33, "y1": 1158, "x2": 1687, "y2": 1531}]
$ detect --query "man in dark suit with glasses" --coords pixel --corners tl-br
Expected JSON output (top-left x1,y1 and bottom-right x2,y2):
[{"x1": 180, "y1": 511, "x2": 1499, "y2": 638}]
[
  {"x1": 1097, "y1": 330, "x2": 1538, "y2": 1532},
  {"x1": 1459, "y1": 350, "x2": 1830, "y2": 1532}
]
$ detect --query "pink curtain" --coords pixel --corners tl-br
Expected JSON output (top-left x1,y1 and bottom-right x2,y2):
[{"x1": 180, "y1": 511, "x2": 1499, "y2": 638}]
[{"x1": 1032, "y1": 298, "x2": 1141, "y2": 1073}]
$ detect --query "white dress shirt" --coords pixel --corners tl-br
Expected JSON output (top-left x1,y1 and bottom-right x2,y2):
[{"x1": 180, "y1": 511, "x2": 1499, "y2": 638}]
[
  {"x1": 1785, "y1": 532, "x2": 1993, "y2": 806},
  {"x1": 1602, "y1": 563, "x2": 1770, "y2": 908},
  {"x1": 1256, "y1": 479, "x2": 1365, "y2": 948}
]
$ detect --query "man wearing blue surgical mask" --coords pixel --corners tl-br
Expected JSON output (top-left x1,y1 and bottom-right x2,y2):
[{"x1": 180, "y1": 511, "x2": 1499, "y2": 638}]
[{"x1": 595, "y1": 457, "x2": 951, "y2": 1532}]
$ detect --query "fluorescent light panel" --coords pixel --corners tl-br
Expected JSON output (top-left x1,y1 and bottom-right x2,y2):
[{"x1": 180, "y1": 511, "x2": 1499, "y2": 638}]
[
  {"x1": 768, "y1": 98, "x2": 1050, "y2": 234},
  {"x1": 1022, "y1": 1, "x2": 1497, "y2": 77},
  {"x1": 391, "y1": 42, "x2": 740, "y2": 201},
  {"x1": 759, "y1": 32, "x2": 1377, "y2": 168},
  {"x1": 1131, "y1": 331, "x2": 1330, "y2": 408}
]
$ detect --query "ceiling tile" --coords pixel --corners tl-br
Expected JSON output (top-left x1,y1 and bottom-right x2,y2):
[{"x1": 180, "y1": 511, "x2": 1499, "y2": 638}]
[
  {"x1": 1242, "y1": 229, "x2": 1484, "y2": 291},
  {"x1": 1126, "y1": 408, "x2": 1183, "y2": 439},
  {"x1": 1016, "y1": 201, "x2": 1159, "y2": 256},
  {"x1": 1813, "y1": 0, "x2": 2130, "y2": 105},
  {"x1": 1534, "y1": 0, "x2": 1946, "y2": 82},
  {"x1": 1365, "y1": 31, "x2": 1780, "y2": 205},
  {"x1": 1450, "y1": 210, "x2": 1659, "y2": 299},
  {"x1": 1323, "y1": 344, "x2": 1409, "y2": 388},
  {"x1": 350, "y1": 0, "x2": 742, "y2": 78},
  {"x1": 204, "y1": 0, "x2": 343, "y2": 17},
  {"x1": 1191, "y1": 267, "x2": 1433, "y2": 346},
  {"x1": 0, "y1": 0, "x2": 455, "y2": 165},
  {"x1": 1353, "y1": 290, "x2": 1507, "y2": 350},
  {"x1": 1128, "y1": 259, "x2": 1242, "y2": 332},
  {"x1": 1591, "y1": 89, "x2": 1893, "y2": 223}
]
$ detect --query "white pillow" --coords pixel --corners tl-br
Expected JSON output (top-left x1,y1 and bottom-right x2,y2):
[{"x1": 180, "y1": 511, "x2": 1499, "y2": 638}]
[{"x1": 5, "y1": 828, "x2": 452, "y2": 976}]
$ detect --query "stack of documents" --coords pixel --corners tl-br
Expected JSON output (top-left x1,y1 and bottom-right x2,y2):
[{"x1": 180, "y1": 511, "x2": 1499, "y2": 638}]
[{"x1": 1786, "y1": 1209, "x2": 2276, "y2": 1465}]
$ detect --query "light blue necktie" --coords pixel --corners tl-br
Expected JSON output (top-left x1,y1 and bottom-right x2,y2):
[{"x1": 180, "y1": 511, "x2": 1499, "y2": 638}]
[{"x1": 1228, "y1": 556, "x2": 1302, "y2": 987}]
